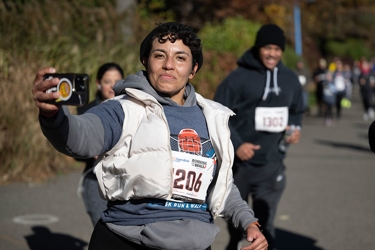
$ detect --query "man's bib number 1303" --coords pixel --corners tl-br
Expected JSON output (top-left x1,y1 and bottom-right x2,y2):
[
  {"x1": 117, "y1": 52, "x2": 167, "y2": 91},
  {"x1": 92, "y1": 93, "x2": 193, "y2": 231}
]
[
  {"x1": 255, "y1": 107, "x2": 288, "y2": 133},
  {"x1": 171, "y1": 151, "x2": 215, "y2": 204}
]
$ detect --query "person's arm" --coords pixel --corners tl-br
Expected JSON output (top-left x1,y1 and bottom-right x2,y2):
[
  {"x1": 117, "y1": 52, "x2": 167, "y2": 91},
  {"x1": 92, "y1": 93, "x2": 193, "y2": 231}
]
[
  {"x1": 39, "y1": 100, "x2": 125, "y2": 158},
  {"x1": 368, "y1": 120, "x2": 375, "y2": 153},
  {"x1": 222, "y1": 184, "x2": 268, "y2": 250},
  {"x1": 39, "y1": 107, "x2": 102, "y2": 158},
  {"x1": 33, "y1": 67, "x2": 124, "y2": 158}
]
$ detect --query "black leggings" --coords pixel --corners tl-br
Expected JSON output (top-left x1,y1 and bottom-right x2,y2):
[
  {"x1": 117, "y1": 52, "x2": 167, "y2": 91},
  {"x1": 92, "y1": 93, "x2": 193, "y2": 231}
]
[{"x1": 89, "y1": 220, "x2": 212, "y2": 250}]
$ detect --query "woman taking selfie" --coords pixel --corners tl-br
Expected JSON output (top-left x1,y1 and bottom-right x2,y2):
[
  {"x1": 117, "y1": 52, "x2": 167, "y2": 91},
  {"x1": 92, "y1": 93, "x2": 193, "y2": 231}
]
[{"x1": 32, "y1": 22, "x2": 267, "y2": 250}]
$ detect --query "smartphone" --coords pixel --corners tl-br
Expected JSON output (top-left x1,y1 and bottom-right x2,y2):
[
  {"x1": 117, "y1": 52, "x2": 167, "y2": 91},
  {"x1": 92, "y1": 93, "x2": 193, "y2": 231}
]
[{"x1": 43, "y1": 73, "x2": 89, "y2": 106}]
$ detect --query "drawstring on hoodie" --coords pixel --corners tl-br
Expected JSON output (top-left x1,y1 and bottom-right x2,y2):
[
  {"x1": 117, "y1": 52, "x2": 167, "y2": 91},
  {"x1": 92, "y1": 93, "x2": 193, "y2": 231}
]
[
  {"x1": 262, "y1": 67, "x2": 279, "y2": 101},
  {"x1": 262, "y1": 71, "x2": 271, "y2": 101}
]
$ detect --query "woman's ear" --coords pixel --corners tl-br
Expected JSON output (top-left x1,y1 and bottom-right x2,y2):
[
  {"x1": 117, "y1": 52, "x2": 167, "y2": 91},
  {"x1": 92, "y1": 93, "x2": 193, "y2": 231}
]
[
  {"x1": 142, "y1": 58, "x2": 148, "y2": 70},
  {"x1": 96, "y1": 80, "x2": 101, "y2": 90},
  {"x1": 189, "y1": 63, "x2": 199, "y2": 79}
]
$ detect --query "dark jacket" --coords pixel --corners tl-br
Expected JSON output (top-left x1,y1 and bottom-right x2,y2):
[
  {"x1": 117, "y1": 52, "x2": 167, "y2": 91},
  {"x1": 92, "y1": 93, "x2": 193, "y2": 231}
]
[
  {"x1": 358, "y1": 71, "x2": 375, "y2": 92},
  {"x1": 214, "y1": 48, "x2": 304, "y2": 165}
]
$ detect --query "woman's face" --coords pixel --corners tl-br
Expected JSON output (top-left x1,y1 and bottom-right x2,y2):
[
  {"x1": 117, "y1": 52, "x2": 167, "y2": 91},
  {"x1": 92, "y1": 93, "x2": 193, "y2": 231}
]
[
  {"x1": 97, "y1": 69, "x2": 123, "y2": 100},
  {"x1": 144, "y1": 37, "x2": 198, "y2": 105}
]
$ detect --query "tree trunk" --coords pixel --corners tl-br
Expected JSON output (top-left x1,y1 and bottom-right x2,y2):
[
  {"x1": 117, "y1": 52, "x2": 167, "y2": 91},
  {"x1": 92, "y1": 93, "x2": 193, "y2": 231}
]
[{"x1": 116, "y1": 0, "x2": 136, "y2": 41}]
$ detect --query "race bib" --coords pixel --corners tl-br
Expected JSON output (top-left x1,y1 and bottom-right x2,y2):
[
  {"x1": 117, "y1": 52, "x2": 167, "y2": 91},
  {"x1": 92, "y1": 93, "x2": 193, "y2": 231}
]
[
  {"x1": 255, "y1": 107, "x2": 288, "y2": 132},
  {"x1": 171, "y1": 151, "x2": 215, "y2": 204}
]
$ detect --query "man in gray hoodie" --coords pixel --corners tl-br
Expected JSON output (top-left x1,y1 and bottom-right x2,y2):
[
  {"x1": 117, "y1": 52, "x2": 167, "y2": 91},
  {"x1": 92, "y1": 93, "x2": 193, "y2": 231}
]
[{"x1": 214, "y1": 24, "x2": 304, "y2": 250}]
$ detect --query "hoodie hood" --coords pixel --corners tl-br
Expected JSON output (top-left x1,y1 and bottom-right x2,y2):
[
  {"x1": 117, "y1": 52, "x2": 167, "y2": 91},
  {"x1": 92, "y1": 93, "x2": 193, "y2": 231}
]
[
  {"x1": 112, "y1": 70, "x2": 197, "y2": 107},
  {"x1": 237, "y1": 47, "x2": 282, "y2": 100},
  {"x1": 237, "y1": 48, "x2": 264, "y2": 71}
]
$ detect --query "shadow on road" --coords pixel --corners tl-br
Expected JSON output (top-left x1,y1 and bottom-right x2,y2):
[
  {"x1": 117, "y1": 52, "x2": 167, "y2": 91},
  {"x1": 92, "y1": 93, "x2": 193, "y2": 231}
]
[
  {"x1": 357, "y1": 132, "x2": 369, "y2": 140},
  {"x1": 275, "y1": 228, "x2": 324, "y2": 250},
  {"x1": 25, "y1": 226, "x2": 87, "y2": 250},
  {"x1": 352, "y1": 122, "x2": 371, "y2": 130},
  {"x1": 315, "y1": 139, "x2": 371, "y2": 153}
]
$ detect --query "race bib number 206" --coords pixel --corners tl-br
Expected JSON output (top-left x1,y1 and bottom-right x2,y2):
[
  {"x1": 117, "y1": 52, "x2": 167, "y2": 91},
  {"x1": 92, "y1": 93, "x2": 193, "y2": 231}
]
[
  {"x1": 255, "y1": 107, "x2": 288, "y2": 133},
  {"x1": 171, "y1": 151, "x2": 214, "y2": 204}
]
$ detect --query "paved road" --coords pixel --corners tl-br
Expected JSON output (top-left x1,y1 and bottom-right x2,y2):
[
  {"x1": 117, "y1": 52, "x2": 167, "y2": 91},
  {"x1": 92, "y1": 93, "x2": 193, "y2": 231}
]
[{"x1": 1, "y1": 89, "x2": 374, "y2": 250}]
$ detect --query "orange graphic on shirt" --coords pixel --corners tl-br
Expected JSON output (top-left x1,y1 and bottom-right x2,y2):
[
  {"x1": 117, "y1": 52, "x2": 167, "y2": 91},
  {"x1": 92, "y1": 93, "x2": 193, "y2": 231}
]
[{"x1": 177, "y1": 129, "x2": 202, "y2": 155}]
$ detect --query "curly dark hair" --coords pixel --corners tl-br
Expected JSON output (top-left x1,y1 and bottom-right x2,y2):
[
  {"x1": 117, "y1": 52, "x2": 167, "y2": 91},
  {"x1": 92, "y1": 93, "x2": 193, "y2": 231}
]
[{"x1": 140, "y1": 22, "x2": 203, "y2": 72}]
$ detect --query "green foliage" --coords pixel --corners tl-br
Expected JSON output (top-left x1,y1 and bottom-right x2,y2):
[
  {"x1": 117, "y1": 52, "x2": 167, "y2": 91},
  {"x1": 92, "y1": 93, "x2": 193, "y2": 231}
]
[
  {"x1": 137, "y1": 0, "x2": 174, "y2": 20},
  {"x1": 198, "y1": 16, "x2": 262, "y2": 57},
  {"x1": 192, "y1": 17, "x2": 261, "y2": 99},
  {"x1": 325, "y1": 38, "x2": 371, "y2": 60},
  {"x1": 282, "y1": 45, "x2": 300, "y2": 69}
]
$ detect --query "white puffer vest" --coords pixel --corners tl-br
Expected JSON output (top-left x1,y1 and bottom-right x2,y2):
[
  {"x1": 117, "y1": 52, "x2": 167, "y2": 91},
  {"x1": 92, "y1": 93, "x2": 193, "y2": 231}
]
[{"x1": 95, "y1": 88, "x2": 235, "y2": 218}]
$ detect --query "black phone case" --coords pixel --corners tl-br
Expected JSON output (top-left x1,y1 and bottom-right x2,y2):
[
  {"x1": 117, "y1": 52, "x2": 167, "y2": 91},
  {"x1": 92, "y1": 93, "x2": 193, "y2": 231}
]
[{"x1": 43, "y1": 73, "x2": 89, "y2": 106}]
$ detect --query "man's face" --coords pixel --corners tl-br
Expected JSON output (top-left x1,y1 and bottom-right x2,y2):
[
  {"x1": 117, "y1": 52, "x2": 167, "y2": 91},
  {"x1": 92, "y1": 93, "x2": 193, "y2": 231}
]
[{"x1": 259, "y1": 44, "x2": 283, "y2": 71}]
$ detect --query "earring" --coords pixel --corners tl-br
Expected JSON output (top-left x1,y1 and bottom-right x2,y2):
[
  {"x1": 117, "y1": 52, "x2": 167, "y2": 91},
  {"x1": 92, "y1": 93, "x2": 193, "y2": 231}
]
[{"x1": 98, "y1": 85, "x2": 101, "y2": 90}]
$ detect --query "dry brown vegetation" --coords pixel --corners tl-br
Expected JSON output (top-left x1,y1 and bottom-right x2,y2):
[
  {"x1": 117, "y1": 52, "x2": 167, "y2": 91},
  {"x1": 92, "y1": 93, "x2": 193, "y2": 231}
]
[{"x1": 0, "y1": 0, "x2": 144, "y2": 184}]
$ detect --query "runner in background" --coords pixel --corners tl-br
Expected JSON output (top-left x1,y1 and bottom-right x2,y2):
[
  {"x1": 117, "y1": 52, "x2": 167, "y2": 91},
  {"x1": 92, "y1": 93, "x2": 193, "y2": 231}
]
[
  {"x1": 358, "y1": 60, "x2": 375, "y2": 121},
  {"x1": 293, "y1": 59, "x2": 312, "y2": 115},
  {"x1": 331, "y1": 59, "x2": 348, "y2": 119},
  {"x1": 322, "y1": 72, "x2": 336, "y2": 127},
  {"x1": 313, "y1": 58, "x2": 328, "y2": 117},
  {"x1": 214, "y1": 23, "x2": 304, "y2": 250}
]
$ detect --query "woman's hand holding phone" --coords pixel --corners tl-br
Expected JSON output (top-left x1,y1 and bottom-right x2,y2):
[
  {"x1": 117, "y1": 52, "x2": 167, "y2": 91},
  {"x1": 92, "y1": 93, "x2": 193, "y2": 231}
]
[
  {"x1": 33, "y1": 67, "x2": 90, "y2": 117},
  {"x1": 32, "y1": 67, "x2": 61, "y2": 117}
]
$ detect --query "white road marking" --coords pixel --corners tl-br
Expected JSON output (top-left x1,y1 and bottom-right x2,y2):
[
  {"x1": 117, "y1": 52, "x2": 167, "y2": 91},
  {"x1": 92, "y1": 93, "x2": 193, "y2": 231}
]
[{"x1": 13, "y1": 214, "x2": 59, "y2": 225}]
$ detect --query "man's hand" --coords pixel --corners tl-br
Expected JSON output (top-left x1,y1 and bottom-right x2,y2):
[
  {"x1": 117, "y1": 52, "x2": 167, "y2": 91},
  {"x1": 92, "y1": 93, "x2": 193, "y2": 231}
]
[
  {"x1": 241, "y1": 222, "x2": 268, "y2": 250},
  {"x1": 285, "y1": 126, "x2": 301, "y2": 144},
  {"x1": 236, "y1": 143, "x2": 260, "y2": 161},
  {"x1": 32, "y1": 67, "x2": 61, "y2": 116}
]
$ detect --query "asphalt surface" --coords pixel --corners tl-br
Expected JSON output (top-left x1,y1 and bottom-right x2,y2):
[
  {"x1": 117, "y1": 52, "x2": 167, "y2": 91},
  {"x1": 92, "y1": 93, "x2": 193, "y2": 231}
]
[{"x1": 1, "y1": 88, "x2": 374, "y2": 250}]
